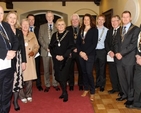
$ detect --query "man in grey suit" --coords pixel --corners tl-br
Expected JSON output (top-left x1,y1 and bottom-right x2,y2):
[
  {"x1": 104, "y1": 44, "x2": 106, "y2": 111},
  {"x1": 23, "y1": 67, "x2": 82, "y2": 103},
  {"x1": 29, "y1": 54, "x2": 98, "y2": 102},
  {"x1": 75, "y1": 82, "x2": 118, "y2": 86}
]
[
  {"x1": 39, "y1": 11, "x2": 60, "y2": 92},
  {"x1": 115, "y1": 11, "x2": 140, "y2": 106}
]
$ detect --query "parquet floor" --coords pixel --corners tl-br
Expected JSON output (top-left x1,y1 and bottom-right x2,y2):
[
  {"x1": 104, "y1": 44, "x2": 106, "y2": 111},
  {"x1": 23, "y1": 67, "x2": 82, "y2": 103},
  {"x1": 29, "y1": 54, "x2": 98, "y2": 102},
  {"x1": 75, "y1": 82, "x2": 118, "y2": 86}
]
[{"x1": 91, "y1": 66, "x2": 141, "y2": 113}]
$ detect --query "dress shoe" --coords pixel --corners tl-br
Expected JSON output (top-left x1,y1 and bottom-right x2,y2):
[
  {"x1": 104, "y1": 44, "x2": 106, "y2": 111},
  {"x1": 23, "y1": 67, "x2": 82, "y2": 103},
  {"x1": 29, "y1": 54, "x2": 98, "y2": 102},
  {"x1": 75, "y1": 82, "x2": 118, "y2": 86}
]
[
  {"x1": 100, "y1": 87, "x2": 104, "y2": 92},
  {"x1": 90, "y1": 94, "x2": 94, "y2": 101},
  {"x1": 69, "y1": 86, "x2": 74, "y2": 91},
  {"x1": 53, "y1": 86, "x2": 60, "y2": 91},
  {"x1": 79, "y1": 86, "x2": 83, "y2": 91},
  {"x1": 44, "y1": 87, "x2": 50, "y2": 92},
  {"x1": 37, "y1": 86, "x2": 43, "y2": 91},
  {"x1": 108, "y1": 89, "x2": 118, "y2": 94},
  {"x1": 13, "y1": 101, "x2": 20, "y2": 111},
  {"x1": 126, "y1": 104, "x2": 141, "y2": 109},
  {"x1": 116, "y1": 97, "x2": 127, "y2": 101},
  {"x1": 21, "y1": 98, "x2": 27, "y2": 103},
  {"x1": 124, "y1": 100, "x2": 133, "y2": 105},
  {"x1": 95, "y1": 85, "x2": 100, "y2": 88},
  {"x1": 27, "y1": 97, "x2": 32, "y2": 102},
  {"x1": 118, "y1": 92, "x2": 124, "y2": 97},
  {"x1": 81, "y1": 91, "x2": 89, "y2": 97}
]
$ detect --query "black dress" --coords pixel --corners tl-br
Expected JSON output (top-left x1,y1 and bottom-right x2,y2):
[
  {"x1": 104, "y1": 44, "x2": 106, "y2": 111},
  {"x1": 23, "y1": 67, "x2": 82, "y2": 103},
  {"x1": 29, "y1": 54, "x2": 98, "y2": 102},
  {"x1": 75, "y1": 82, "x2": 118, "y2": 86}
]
[{"x1": 49, "y1": 30, "x2": 74, "y2": 82}]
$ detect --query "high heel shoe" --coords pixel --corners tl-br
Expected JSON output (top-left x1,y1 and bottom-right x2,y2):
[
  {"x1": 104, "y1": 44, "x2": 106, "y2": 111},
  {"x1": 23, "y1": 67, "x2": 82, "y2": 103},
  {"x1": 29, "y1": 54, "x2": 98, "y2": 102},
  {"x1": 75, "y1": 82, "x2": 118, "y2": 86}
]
[
  {"x1": 81, "y1": 91, "x2": 89, "y2": 97},
  {"x1": 90, "y1": 94, "x2": 94, "y2": 101},
  {"x1": 13, "y1": 101, "x2": 20, "y2": 111},
  {"x1": 59, "y1": 94, "x2": 64, "y2": 99},
  {"x1": 63, "y1": 93, "x2": 68, "y2": 102}
]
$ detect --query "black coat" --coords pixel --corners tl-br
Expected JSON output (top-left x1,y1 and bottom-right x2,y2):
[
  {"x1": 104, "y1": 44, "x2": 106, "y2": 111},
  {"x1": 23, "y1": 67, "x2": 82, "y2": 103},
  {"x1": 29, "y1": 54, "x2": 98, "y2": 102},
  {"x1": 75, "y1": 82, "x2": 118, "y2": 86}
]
[{"x1": 49, "y1": 30, "x2": 74, "y2": 82}]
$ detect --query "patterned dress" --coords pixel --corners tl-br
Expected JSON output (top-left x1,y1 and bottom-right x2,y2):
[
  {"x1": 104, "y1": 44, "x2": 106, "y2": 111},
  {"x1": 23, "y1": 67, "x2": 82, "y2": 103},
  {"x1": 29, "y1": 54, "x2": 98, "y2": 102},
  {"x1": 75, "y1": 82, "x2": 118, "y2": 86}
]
[{"x1": 12, "y1": 29, "x2": 26, "y2": 92}]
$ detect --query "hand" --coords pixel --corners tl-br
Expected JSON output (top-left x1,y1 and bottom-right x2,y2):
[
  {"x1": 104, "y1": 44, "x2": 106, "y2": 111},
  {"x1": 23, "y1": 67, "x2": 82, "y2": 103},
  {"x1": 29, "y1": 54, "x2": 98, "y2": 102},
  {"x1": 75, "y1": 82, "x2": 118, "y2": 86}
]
[
  {"x1": 79, "y1": 51, "x2": 88, "y2": 61},
  {"x1": 115, "y1": 53, "x2": 122, "y2": 60},
  {"x1": 6, "y1": 50, "x2": 16, "y2": 60},
  {"x1": 109, "y1": 51, "x2": 114, "y2": 58},
  {"x1": 73, "y1": 48, "x2": 77, "y2": 53},
  {"x1": 21, "y1": 63, "x2": 26, "y2": 71},
  {"x1": 56, "y1": 55, "x2": 64, "y2": 61},
  {"x1": 28, "y1": 51, "x2": 34, "y2": 57}
]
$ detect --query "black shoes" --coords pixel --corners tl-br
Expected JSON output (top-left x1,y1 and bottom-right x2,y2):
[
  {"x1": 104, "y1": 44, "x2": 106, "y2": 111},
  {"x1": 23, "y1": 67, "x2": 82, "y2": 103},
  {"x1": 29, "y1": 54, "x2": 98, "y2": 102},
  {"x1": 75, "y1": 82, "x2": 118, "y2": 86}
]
[
  {"x1": 59, "y1": 92, "x2": 68, "y2": 102},
  {"x1": 37, "y1": 86, "x2": 43, "y2": 91},
  {"x1": 124, "y1": 100, "x2": 133, "y2": 105},
  {"x1": 108, "y1": 89, "x2": 118, "y2": 94},
  {"x1": 79, "y1": 86, "x2": 83, "y2": 91},
  {"x1": 95, "y1": 85, "x2": 100, "y2": 88},
  {"x1": 44, "y1": 87, "x2": 50, "y2": 92},
  {"x1": 126, "y1": 104, "x2": 141, "y2": 109},
  {"x1": 118, "y1": 92, "x2": 124, "y2": 97},
  {"x1": 100, "y1": 87, "x2": 104, "y2": 92},
  {"x1": 69, "y1": 86, "x2": 74, "y2": 91},
  {"x1": 13, "y1": 101, "x2": 20, "y2": 111},
  {"x1": 53, "y1": 86, "x2": 60, "y2": 91},
  {"x1": 116, "y1": 97, "x2": 127, "y2": 101}
]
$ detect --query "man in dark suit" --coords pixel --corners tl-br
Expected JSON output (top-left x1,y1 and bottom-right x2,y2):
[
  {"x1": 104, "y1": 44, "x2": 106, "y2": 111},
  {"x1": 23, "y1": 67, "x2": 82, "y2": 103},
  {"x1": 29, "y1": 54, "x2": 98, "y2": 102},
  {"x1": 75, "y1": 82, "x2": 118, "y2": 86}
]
[
  {"x1": 0, "y1": 6, "x2": 18, "y2": 113},
  {"x1": 105, "y1": 15, "x2": 121, "y2": 94},
  {"x1": 66, "y1": 13, "x2": 83, "y2": 91},
  {"x1": 126, "y1": 32, "x2": 141, "y2": 109},
  {"x1": 115, "y1": 11, "x2": 140, "y2": 106},
  {"x1": 27, "y1": 14, "x2": 43, "y2": 91}
]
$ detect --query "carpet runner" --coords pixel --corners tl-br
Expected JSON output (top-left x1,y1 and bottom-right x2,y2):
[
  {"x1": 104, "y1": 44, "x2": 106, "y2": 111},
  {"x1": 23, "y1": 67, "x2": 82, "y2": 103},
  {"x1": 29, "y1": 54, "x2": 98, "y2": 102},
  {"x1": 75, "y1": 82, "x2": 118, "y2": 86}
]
[{"x1": 10, "y1": 86, "x2": 94, "y2": 113}]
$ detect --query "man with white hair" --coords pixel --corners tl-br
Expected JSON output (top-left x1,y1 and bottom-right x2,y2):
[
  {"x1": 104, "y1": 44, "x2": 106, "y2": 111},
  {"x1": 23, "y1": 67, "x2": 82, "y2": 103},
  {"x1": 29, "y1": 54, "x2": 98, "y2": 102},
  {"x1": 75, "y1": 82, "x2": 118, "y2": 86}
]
[
  {"x1": 66, "y1": 13, "x2": 83, "y2": 91},
  {"x1": 39, "y1": 11, "x2": 60, "y2": 92}
]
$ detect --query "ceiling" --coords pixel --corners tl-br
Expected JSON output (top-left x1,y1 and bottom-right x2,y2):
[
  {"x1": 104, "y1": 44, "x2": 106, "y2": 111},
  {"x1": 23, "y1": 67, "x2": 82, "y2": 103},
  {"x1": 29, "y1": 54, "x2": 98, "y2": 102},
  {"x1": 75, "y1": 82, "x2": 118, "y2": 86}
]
[{"x1": 3, "y1": 0, "x2": 101, "y2": 9}]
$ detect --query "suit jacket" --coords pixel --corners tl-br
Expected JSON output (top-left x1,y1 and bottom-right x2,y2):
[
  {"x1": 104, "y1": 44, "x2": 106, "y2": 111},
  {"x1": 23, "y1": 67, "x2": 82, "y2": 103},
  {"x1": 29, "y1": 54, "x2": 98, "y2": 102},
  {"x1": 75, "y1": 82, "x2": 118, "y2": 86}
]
[
  {"x1": 105, "y1": 27, "x2": 120, "y2": 53},
  {"x1": 77, "y1": 27, "x2": 98, "y2": 56},
  {"x1": 16, "y1": 28, "x2": 26, "y2": 63},
  {"x1": 0, "y1": 22, "x2": 18, "y2": 60},
  {"x1": 39, "y1": 23, "x2": 57, "y2": 56},
  {"x1": 115, "y1": 24, "x2": 140, "y2": 65}
]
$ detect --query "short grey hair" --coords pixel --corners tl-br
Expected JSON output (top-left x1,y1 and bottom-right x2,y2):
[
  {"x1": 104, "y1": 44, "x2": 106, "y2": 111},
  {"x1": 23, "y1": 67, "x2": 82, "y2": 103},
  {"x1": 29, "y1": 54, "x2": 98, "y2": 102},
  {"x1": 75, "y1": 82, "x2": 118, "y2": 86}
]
[{"x1": 70, "y1": 13, "x2": 80, "y2": 20}]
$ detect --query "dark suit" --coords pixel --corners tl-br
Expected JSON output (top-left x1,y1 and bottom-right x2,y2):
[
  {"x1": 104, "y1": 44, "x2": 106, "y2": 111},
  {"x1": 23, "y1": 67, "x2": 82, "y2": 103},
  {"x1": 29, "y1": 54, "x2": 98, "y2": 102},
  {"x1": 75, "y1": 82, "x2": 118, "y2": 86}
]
[
  {"x1": 66, "y1": 26, "x2": 83, "y2": 87},
  {"x1": 33, "y1": 26, "x2": 42, "y2": 88},
  {"x1": 115, "y1": 24, "x2": 140, "y2": 101},
  {"x1": 132, "y1": 34, "x2": 141, "y2": 107},
  {"x1": 0, "y1": 22, "x2": 18, "y2": 113},
  {"x1": 105, "y1": 27, "x2": 121, "y2": 92}
]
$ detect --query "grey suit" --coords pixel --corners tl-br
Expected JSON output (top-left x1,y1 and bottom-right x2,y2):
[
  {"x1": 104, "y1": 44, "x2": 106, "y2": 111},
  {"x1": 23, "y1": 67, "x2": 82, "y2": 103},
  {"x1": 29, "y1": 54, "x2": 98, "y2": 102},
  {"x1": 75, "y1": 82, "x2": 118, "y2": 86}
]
[
  {"x1": 39, "y1": 23, "x2": 58, "y2": 87},
  {"x1": 115, "y1": 24, "x2": 140, "y2": 101}
]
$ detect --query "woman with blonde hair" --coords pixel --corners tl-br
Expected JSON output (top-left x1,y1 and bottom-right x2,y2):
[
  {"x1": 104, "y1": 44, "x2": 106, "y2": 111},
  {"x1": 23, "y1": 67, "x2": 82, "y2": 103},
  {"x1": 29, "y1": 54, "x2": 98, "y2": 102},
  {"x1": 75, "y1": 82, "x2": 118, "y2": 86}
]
[
  {"x1": 5, "y1": 11, "x2": 26, "y2": 111},
  {"x1": 19, "y1": 18, "x2": 39, "y2": 103},
  {"x1": 49, "y1": 18, "x2": 74, "y2": 102}
]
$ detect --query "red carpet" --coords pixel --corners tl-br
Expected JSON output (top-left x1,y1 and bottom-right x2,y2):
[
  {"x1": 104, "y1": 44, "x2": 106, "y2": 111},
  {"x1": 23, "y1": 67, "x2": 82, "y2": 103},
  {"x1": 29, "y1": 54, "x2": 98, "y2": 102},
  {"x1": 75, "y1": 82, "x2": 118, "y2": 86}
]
[{"x1": 9, "y1": 86, "x2": 94, "y2": 113}]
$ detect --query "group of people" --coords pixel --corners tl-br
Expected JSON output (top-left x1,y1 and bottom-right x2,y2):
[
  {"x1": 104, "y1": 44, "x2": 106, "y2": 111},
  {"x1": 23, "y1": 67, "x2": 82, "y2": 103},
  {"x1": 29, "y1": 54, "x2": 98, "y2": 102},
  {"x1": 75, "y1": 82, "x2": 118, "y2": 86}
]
[{"x1": 0, "y1": 4, "x2": 141, "y2": 113}]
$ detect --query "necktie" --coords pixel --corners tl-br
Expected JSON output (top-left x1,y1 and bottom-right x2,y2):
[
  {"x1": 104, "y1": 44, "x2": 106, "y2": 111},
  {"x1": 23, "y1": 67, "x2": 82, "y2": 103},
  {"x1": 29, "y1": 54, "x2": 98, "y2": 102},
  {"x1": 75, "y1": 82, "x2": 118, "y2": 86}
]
[
  {"x1": 122, "y1": 26, "x2": 126, "y2": 36},
  {"x1": 30, "y1": 26, "x2": 33, "y2": 32},
  {"x1": 113, "y1": 29, "x2": 117, "y2": 36},
  {"x1": 50, "y1": 24, "x2": 52, "y2": 32},
  {"x1": 112, "y1": 29, "x2": 117, "y2": 45},
  {"x1": 74, "y1": 27, "x2": 77, "y2": 34},
  {"x1": 0, "y1": 25, "x2": 10, "y2": 50}
]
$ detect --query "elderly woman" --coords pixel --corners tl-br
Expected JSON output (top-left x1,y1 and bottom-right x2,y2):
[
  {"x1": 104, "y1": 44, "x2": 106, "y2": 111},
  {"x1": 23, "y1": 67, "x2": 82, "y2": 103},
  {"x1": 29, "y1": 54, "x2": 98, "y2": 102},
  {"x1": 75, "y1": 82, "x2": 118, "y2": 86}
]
[
  {"x1": 49, "y1": 18, "x2": 74, "y2": 102},
  {"x1": 19, "y1": 19, "x2": 39, "y2": 103},
  {"x1": 5, "y1": 11, "x2": 26, "y2": 111}
]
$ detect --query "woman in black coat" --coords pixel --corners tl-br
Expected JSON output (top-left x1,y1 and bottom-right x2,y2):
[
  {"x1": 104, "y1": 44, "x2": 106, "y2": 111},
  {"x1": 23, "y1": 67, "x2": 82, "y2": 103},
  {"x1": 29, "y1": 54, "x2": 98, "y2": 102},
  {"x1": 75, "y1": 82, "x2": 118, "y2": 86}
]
[
  {"x1": 5, "y1": 11, "x2": 26, "y2": 110},
  {"x1": 49, "y1": 18, "x2": 74, "y2": 102},
  {"x1": 77, "y1": 14, "x2": 98, "y2": 101}
]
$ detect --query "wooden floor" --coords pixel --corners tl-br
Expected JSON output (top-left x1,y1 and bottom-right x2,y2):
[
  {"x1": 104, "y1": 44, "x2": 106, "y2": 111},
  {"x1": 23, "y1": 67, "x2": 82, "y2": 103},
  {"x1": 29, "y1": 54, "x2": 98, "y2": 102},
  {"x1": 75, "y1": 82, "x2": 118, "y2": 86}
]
[{"x1": 90, "y1": 66, "x2": 141, "y2": 113}]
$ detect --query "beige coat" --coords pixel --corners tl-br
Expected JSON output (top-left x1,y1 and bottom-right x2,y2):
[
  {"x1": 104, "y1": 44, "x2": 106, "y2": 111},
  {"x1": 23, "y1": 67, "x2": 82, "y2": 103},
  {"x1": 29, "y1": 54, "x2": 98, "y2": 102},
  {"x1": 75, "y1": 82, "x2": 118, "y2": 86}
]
[{"x1": 23, "y1": 32, "x2": 39, "y2": 81}]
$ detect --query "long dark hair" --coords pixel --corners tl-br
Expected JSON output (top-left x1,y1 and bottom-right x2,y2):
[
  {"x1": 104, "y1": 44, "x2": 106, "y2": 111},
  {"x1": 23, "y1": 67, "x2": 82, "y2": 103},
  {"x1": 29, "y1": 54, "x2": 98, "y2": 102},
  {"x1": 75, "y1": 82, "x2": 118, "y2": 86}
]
[{"x1": 81, "y1": 13, "x2": 96, "y2": 31}]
